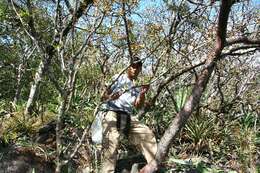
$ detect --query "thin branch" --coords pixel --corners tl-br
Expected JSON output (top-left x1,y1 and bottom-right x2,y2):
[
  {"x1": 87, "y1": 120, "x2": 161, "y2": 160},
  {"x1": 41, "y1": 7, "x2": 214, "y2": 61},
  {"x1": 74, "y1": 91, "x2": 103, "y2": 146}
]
[
  {"x1": 61, "y1": 0, "x2": 94, "y2": 40},
  {"x1": 122, "y1": 2, "x2": 133, "y2": 60},
  {"x1": 72, "y1": 12, "x2": 105, "y2": 60},
  {"x1": 26, "y1": 0, "x2": 38, "y2": 40},
  {"x1": 166, "y1": 86, "x2": 179, "y2": 113},
  {"x1": 48, "y1": 71, "x2": 64, "y2": 95},
  {"x1": 54, "y1": 0, "x2": 62, "y2": 34},
  {"x1": 226, "y1": 36, "x2": 260, "y2": 46},
  {"x1": 64, "y1": 0, "x2": 74, "y2": 14},
  {"x1": 186, "y1": 0, "x2": 208, "y2": 6},
  {"x1": 60, "y1": 127, "x2": 90, "y2": 166},
  {"x1": 70, "y1": 0, "x2": 80, "y2": 57},
  {"x1": 150, "y1": 61, "x2": 205, "y2": 105},
  {"x1": 10, "y1": 0, "x2": 40, "y2": 50},
  {"x1": 151, "y1": 49, "x2": 168, "y2": 76},
  {"x1": 216, "y1": 66, "x2": 224, "y2": 106},
  {"x1": 221, "y1": 46, "x2": 259, "y2": 57}
]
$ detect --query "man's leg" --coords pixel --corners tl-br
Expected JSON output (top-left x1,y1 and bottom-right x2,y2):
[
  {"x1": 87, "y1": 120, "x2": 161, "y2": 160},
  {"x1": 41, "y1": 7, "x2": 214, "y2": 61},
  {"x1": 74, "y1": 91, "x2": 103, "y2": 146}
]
[
  {"x1": 100, "y1": 111, "x2": 120, "y2": 173},
  {"x1": 129, "y1": 117, "x2": 157, "y2": 172}
]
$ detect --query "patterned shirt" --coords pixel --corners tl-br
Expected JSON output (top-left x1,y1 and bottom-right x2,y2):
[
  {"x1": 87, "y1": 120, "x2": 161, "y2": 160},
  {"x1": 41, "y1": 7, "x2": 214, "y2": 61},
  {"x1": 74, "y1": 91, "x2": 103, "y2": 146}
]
[{"x1": 101, "y1": 74, "x2": 140, "y2": 114}]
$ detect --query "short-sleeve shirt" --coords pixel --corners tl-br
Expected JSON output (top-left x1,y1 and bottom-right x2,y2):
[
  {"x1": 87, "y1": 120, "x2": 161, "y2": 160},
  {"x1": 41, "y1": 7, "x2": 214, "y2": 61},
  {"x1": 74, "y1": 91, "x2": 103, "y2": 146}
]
[{"x1": 101, "y1": 74, "x2": 140, "y2": 114}]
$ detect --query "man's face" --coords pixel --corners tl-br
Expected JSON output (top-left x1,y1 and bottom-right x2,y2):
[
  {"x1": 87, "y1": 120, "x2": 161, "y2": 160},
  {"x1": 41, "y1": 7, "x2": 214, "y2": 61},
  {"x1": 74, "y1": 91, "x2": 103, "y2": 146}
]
[{"x1": 127, "y1": 64, "x2": 142, "y2": 79}]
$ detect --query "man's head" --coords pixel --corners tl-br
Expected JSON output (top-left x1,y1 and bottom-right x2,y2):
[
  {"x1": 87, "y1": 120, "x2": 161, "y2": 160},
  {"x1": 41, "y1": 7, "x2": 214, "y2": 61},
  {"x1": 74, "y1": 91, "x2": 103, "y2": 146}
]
[{"x1": 127, "y1": 57, "x2": 142, "y2": 80}]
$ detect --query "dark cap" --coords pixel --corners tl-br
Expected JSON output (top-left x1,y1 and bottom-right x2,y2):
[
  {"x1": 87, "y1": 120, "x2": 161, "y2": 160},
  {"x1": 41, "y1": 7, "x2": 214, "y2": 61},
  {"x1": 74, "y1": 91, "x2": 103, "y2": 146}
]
[{"x1": 130, "y1": 56, "x2": 142, "y2": 67}]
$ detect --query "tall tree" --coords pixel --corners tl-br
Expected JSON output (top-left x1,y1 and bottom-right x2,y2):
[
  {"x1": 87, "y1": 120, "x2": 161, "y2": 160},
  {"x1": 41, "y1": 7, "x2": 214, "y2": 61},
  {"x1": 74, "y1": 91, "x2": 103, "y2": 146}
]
[
  {"x1": 9, "y1": 0, "x2": 94, "y2": 115},
  {"x1": 154, "y1": 0, "x2": 260, "y2": 166}
]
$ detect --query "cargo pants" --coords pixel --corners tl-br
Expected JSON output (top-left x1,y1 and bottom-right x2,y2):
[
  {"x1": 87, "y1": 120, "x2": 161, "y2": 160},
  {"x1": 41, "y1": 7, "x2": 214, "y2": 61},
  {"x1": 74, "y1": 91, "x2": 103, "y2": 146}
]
[{"x1": 100, "y1": 111, "x2": 157, "y2": 173}]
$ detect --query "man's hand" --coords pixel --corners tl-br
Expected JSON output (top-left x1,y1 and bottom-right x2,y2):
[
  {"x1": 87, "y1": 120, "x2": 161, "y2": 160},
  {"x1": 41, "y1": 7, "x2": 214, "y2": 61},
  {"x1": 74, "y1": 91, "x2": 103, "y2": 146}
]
[
  {"x1": 110, "y1": 91, "x2": 122, "y2": 100},
  {"x1": 140, "y1": 84, "x2": 150, "y2": 95},
  {"x1": 101, "y1": 88, "x2": 122, "y2": 101},
  {"x1": 134, "y1": 84, "x2": 149, "y2": 108}
]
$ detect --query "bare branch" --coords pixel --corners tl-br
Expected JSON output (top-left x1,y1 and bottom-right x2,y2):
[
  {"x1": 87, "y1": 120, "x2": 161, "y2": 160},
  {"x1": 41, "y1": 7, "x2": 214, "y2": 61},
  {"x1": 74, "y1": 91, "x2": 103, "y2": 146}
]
[
  {"x1": 216, "y1": 66, "x2": 224, "y2": 105},
  {"x1": 150, "y1": 61, "x2": 205, "y2": 106},
  {"x1": 10, "y1": 0, "x2": 40, "y2": 49},
  {"x1": 221, "y1": 45, "x2": 259, "y2": 57},
  {"x1": 26, "y1": 0, "x2": 38, "y2": 40},
  {"x1": 60, "y1": 128, "x2": 89, "y2": 166},
  {"x1": 155, "y1": 0, "x2": 234, "y2": 164},
  {"x1": 226, "y1": 36, "x2": 260, "y2": 46},
  {"x1": 54, "y1": 0, "x2": 62, "y2": 34},
  {"x1": 61, "y1": 0, "x2": 94, "y2": 40},
  {"x1": 73, "y1": 12, "x2": 105, "y2": 61},
  {"x1": 166, "y1": 86, "x2": 179, "y2": 113},
  {"x1": 48, "y1": 71, "x2": 64, "y2": 95},
  {"x1": 222, "y1": 48, "x2": 259, "y2": 57},
  {"x1": 122, "y1": 2, "x2": 133, "y2": 60},
  {"x1": 187, "y1": 0, "x2": 208, "y2": 6},
  {"x1": 64, "y1": 0, "x2": 74, "y2": 14}
]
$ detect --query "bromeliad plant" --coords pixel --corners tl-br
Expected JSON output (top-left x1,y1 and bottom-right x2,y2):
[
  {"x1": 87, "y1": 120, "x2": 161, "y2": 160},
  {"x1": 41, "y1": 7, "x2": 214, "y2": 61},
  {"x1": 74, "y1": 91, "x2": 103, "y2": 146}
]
[{"x1": 184, "y1": 112, "x2": 215, "y2": 154}]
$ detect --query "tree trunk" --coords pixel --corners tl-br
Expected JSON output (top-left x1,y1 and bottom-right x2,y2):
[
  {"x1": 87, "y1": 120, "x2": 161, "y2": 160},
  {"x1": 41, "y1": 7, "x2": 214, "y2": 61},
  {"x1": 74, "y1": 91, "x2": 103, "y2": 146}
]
[
  {"x1": 24, "y1": 55, "x2": 51, "y2": 115},
  {"x1": 55, "y1": 91, "x2": 68, "y2": 173},
  {"x1": 13, "y1": 64, "x2": 23, "y2": 106},
  {"x1": 155, "y1": 0, "x2": 234, "y2": 165},
  {"x1": 13, "y1": 46, "x2": 36, "y2": 108},
  {"x1": 24, "y1": 0, "x2": 93, "y2": 116},
  {"x1": 65, "y1": 70, "x2": 78, "y2": 111}
]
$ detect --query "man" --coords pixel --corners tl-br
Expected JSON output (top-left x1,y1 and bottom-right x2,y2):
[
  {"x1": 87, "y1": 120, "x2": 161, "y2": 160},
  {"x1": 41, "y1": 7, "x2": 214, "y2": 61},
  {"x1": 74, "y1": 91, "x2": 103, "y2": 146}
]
[{"x1": 99, "y1": 57, "x2": 158, "y2": 173}]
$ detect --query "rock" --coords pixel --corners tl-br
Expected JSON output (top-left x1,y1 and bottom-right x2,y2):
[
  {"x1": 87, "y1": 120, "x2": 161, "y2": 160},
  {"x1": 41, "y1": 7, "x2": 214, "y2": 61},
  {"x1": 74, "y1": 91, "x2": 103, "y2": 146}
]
[
  {"x1": 115, "y1": 154, "x2": 146, "y2": 173},
  {"x1": 0, "y1": 146, "x2": 55, "y2": 173}
]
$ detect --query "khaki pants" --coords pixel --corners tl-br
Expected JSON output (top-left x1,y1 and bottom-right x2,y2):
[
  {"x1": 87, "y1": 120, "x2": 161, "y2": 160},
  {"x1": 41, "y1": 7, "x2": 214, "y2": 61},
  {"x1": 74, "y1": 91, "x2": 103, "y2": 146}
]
[{"x1": 100, "y1": 111, "x2": 157, "y2": 173}]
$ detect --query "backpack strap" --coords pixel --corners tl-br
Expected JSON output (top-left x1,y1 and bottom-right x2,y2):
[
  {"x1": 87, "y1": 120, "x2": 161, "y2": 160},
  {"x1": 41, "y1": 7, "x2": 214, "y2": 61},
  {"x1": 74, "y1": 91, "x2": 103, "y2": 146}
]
[{"x1": 116, "y1": 111, "x2": 131, "y2": 138}]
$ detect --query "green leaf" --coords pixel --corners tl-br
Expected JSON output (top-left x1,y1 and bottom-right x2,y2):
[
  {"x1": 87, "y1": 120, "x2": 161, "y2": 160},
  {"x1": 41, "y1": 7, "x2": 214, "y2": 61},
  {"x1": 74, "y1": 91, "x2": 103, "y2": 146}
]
[{"x1": 20, "y1": 11, "x2": 30, "y2": 17}]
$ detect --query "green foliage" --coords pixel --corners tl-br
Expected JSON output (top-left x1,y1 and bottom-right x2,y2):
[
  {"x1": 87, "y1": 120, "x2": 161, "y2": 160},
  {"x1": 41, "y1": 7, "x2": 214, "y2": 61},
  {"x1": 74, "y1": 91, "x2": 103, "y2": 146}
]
[
  {"x1": 184, "y1": 114, "x2": 214, "y2": 152},
  {"x1": 0, "y1": 0, "x2": 259, "y2": 172},
  {"x1": 0, "y1": 47, "x2": 16, "y2": 100},
  {"x1": 1, "y1": 114, "x2": 33, "y2": 144},
  {"x1": 240, "y1": 112, "x2": 257, "y2": 129},
  {"x1": 175, "y1": 87, "x2": 189, "y2": 112},
  {"x1": 0, "y1": 100, "x2": 56, "y2": 145},
  {"x1": 167, "y1": 157, "x2": 238, "y2": 173},
  {"x1": 149, "y1": 103, "x2": 174, "y2": 136},
  {"x1": 63, "y1": 110, "x2": 93, "y2": 130}
]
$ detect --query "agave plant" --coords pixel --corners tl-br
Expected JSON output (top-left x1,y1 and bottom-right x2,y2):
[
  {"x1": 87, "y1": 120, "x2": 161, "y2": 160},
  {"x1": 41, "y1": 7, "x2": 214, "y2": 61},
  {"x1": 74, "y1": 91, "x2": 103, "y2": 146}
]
[{"x1": 184, "y1": 113, "x2": 215, "y2": 153}]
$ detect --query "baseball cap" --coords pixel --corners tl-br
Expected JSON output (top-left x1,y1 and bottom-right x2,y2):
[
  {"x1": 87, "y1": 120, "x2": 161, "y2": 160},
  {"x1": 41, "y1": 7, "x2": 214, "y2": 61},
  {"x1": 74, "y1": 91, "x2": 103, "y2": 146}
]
[{"x1": 131, "y1": 56, "x2": 142, "y2": 67}]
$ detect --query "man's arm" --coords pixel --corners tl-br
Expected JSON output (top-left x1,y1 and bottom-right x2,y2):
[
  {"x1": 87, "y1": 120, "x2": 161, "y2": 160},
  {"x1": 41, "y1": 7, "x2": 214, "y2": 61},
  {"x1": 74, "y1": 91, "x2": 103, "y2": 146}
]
[
  {"x1": 101, "y1": 88, "x2": 121, "y2": 101},
  {"x1": 134, "y1": 85, "x2": 149, "y2": 108}
]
